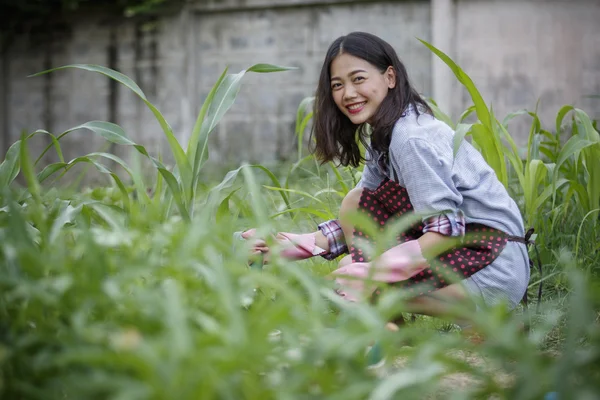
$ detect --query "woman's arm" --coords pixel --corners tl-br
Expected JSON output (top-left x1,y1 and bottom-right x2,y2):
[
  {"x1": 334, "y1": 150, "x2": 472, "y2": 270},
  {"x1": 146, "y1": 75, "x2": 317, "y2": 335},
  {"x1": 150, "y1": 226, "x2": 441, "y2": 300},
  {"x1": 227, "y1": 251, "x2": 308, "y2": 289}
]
[{"x1": 417, "y1": 231, "x2": 460, "y2": 259}]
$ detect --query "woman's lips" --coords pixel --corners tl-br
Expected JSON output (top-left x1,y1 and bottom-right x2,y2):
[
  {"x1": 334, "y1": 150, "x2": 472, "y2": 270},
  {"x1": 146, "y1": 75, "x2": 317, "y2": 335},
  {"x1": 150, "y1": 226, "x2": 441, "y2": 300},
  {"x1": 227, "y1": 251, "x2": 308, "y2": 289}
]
[{"x1": 346, "y1": 102, "x2": 366, "y2": 115}]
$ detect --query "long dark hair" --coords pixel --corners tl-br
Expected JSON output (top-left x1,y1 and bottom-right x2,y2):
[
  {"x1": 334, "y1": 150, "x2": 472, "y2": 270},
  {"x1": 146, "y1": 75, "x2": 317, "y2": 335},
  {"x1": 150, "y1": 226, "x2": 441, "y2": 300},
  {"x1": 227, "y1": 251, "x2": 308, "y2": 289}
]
[{"x1": 310, "y1": 31, "x2": 432, "y2": 167}]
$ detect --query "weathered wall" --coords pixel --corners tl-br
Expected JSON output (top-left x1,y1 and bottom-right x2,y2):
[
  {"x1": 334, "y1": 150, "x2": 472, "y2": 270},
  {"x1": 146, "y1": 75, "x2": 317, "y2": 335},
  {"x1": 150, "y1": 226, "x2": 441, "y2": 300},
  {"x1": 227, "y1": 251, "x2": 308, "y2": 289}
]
[
  {"x1": 1, "y1": 0, "x2": 599, "y2": 173},
  {"x1": 452, "y1": 0, "x2": 600, "y2": 137}
]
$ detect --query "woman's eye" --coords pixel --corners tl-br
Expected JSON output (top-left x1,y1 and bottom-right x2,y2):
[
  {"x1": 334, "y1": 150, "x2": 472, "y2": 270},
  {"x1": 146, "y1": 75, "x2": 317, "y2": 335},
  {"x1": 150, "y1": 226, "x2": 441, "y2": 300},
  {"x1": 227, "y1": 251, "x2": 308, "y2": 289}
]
[
  {"x1": 354, "y1": 76, "x2": 365, "y2": 83},
  {"x1": 331, "y1": 83, "x2": 342, "y2": 90}
]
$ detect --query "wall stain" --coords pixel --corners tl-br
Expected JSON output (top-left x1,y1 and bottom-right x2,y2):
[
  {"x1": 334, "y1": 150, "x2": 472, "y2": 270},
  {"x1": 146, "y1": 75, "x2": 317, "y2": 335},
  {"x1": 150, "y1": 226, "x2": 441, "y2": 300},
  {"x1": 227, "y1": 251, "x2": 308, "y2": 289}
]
[{"x1": 108, "y1": 24, "x2": 119, "y2": 156}]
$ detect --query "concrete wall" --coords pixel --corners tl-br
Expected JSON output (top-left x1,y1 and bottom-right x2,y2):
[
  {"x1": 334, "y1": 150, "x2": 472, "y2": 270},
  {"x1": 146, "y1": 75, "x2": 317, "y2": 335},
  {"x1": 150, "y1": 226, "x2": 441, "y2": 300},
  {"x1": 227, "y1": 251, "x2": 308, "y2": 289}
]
[
  {"x1": 1, "y1": 0, "x2": 599, "y2": 172},
  {"x1": 452, "y1": 0, "x2": 600, "y2": 138}
]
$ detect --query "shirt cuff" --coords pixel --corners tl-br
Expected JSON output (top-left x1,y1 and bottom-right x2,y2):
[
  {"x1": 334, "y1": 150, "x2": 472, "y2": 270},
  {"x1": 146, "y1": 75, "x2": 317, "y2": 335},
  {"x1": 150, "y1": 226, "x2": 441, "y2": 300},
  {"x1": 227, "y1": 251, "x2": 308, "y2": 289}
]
[
  {"x1": 422, "y1": 210, "x2": 466, "y2": 237},
  {"x1": 317, "y1": 219, "x2": 348, "y2": 260}
]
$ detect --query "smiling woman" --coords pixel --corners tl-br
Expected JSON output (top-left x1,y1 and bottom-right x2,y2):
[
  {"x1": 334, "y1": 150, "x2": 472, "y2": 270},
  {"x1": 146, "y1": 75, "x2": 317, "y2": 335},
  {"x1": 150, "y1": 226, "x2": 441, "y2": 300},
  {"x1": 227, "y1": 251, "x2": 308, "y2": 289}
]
[
  {"x1": 242, "y1": 31, "x2": 531, "y2": 336},
  {"x1": 312, "y1": 32, "x2": 431, "y2": 168}
]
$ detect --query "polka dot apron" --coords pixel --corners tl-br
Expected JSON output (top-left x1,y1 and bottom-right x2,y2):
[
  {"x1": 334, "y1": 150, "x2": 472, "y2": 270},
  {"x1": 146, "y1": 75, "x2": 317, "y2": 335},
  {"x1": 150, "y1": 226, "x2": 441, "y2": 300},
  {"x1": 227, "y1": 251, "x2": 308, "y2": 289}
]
[{"x1": 351, "y1": 179, "x2": 510, "y2": 296}]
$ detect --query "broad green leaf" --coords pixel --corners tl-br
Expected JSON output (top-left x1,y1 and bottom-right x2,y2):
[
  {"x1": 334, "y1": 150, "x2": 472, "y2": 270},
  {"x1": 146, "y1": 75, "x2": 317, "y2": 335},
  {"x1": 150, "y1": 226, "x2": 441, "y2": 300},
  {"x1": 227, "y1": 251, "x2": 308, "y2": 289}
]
[
  {"x1": 38, "y1": 156, "x2": 131, "y2": 211},
  {"x1": 552, "y1": 135, "x2": 596, "y2": 207},
  {"x1": 31, "y1": 65, "x2": 192, "y2": 204},
  {"x1": 524, "y1": 160, "x2": 547, "y2": 225},
  {"x1": 30, "y1": 64, "x2": 146, "y2": 99},
  {"x1": 206, "y1": 164, "x2": 290, "y2": 216},
  {"x1": 452, "y1": 123, "x2": 473, "y2": 158},
  {"x1": 495, "y1": 120, "x2": 523, "y2": 176},
  {"x1": 19, "y1": 133, "x2": 42, "y2": 206},
  {"x1": 216, "y1": 188, "x2": 241, "y2": 224},
  {"x1": 76, "y1": 121, "x2": 135, "y2": 145},
  {"x1": 0, "y1": 140, "x2": 22, "y2": 188},
  {"x1": 247, "y1": 63, "x2": 297, "y2": 73},
  {"x1": 86, "y1": 202, "x2": 127, "y2": 231},
  {"x1": 458, "y1": 105, "x2": 477, "y2": 123},
  {"x1": 502, "y1": 109, "x2": 531, "y2": 128},
  {"x1": 192, "y1": 64, "x2": 296, "y2": 188},
  {"x1": 427, "y1": 98, "x2": 455, "y2": 129},
  {"x1": 188, "y1": 67, "x2": 228, "y2": 171},
  {"x1": 419, "y1": 39, "x2": 491, "y2": 128},
  {"x1": 329, "y1": 161, "x2": 350, "y2": 194},
  {"x1": 420, "y1": 39, "x2": 507, "y2": 186},
  {"x1": 566, "y1": 180, "x2": 590, "y2": 212},
  {"x1": 470, "y1": 123, "x2": 507, "y2": 186},
  {"x1": 556, "y1": 105, "x2": 574, "y2": 139},
  {"x1": 554, "y1": 136, "x2": 595, "y2": 182},
  {"x1": 49, "y1": 202, "x2": 83, "y2": 244},
  {"x1": 295, "y1": 96, "x2": 315, "y2": 160},
  {"x1": 26, "y1": 130, "x2": 65, "y2": 165}
]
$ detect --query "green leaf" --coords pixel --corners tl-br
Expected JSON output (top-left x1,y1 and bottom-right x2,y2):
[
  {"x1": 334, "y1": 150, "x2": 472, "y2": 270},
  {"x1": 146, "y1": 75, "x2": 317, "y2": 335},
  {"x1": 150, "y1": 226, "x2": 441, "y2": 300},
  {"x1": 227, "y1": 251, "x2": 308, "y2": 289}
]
[
  {"x1": 553, "y1": 135, "x2": 596, "y2": 207},
  {"x1": 263, "y1": 185, "x2": 324, "y2": 205},
  {"x1": 427, "y1": 98, "x2": 455, "y2": 129},
  {"x1": 192, "y1": 64, "x2": 296, "y2": 191},
  {"x1": 452, "y1": 123, "x2": 473, "y2": 157},
  {"x1": 0, "y1": 140, "x2": 22, "y2": 188},
  {"x1": 295, "y1": 96, "x2": 315, "y2": 160},
  {"x1": 458, "y1": 105, "x2": 477, "y2": 123},
  {"x1": 419, "y1": 39, "x2": 491, "y2": 128},
  {"x1": 163, "y1": 279, "x2": 191, "y2": 359},
  {"x1": 19, "y1": 133, "x2": 42, "y2": 206},
  {"x1": 247, "y1": 63, "x2": 297, "y2": 73},
  {"x1": 329, "y1": 161, "x2": 350, "y2": 194},
  {"x1": 49, "y1": 202, "x2": 83, "y2": 244},
  {"x1": 188, "y1": 67, "x2": 228, "y2": 174},
  {"x1": 30, "y1": 64, "x2": 192, "y2": 207},
  {"x1": 470, "y1": 123, "x2": 506, "y2": 185},
  {"x1": 556, "y1": 105, "x2": 574, "y2": 139},
  {"x1": 30, "y1": 64, "x2": 146, "y2": 99},
  {"x1": 27, "y1": 130, "x2": 65, "y2": 165},
  {"x1": 216, "y1": 188, "x2": 241, "y2": 224}
]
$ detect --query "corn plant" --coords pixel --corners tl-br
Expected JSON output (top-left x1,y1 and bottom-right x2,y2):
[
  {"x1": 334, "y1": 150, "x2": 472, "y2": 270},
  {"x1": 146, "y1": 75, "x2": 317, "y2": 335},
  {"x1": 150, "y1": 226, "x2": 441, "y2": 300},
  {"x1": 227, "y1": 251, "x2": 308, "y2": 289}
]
[
  {"x1": 421, "y1": 40, "x2": 600, "y2": 235},
  {"x1": 14, "y1": 63, "x2": 294, "y2": 222}
]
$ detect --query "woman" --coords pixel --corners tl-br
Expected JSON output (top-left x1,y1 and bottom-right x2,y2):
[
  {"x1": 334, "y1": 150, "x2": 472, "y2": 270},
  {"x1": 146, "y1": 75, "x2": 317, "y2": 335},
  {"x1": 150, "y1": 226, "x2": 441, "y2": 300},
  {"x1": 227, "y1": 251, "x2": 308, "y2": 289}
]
[{"x1": 241, "y1": 31, "x2": 530, "y2": 320}]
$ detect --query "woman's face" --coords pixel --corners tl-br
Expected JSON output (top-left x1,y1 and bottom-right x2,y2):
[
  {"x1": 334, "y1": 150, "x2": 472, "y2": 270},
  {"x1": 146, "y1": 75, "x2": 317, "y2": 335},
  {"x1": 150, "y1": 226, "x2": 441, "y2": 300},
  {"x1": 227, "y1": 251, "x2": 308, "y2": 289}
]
[{"x1": 329, "y1": 53, "x2": 396, "y2": 125}]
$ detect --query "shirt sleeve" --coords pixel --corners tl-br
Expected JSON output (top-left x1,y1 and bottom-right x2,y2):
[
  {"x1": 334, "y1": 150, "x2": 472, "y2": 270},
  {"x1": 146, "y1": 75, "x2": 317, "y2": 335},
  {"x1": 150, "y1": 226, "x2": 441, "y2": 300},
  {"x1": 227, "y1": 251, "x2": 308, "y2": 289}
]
[
  {"x1": 422, "y1": 212, "x2": 466, "y2": 237},
  {"x1": 390, "y1": 137, "x2": 465, "y2": 236},
  {"x1": 317, "y1": 219, "x2": 348, "y2": 259},
  {"x1": 356, "y1": 154, "x2": 385, "y2": 190}
]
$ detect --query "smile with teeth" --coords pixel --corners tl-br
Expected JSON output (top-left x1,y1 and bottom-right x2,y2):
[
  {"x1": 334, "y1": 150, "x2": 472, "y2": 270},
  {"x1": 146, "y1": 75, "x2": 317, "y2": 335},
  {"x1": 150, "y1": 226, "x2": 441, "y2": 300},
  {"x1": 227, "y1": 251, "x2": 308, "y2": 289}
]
[{"x1": 347, "y1": 102, "x2": 366, "y2": 114}]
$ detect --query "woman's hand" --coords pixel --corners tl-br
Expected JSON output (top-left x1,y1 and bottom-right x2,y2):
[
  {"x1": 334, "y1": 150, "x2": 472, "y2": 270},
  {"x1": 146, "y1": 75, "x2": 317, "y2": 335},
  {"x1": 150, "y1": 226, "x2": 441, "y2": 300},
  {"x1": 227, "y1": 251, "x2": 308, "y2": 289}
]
[
  {"x1": 241, "y1": 229, "x2": 271, "y2": 263},
  {"x1": 240, "y1": 229, "x2": 330, "y2": 263}
]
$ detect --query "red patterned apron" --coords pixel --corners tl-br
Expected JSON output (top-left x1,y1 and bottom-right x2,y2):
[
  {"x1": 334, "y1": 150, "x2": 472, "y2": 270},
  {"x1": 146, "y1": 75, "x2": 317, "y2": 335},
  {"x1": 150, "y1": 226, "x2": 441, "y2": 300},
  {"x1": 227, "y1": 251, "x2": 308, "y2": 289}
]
[{"x1": 351, "y1": 179, "x2": 509, "y2": 296}]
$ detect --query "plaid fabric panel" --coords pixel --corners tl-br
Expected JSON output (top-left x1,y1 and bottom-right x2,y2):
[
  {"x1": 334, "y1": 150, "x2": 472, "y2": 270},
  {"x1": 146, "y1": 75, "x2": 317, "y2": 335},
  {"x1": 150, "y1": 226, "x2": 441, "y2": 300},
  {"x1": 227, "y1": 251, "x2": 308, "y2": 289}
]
[
  {"x1": 423, "y1": 211, "x2": 466, "y2": 237},
  {"x1": 317, "y1": 219, "x2": 348, "y2": 260}
]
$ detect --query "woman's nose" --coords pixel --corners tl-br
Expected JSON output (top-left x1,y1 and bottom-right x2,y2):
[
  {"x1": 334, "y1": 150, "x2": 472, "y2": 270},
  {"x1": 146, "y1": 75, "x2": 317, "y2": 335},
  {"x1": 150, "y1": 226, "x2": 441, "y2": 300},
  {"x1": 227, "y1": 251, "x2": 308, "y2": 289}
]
[{"x1": 343, "y1": 85, "x2": 357, "y2": 100}]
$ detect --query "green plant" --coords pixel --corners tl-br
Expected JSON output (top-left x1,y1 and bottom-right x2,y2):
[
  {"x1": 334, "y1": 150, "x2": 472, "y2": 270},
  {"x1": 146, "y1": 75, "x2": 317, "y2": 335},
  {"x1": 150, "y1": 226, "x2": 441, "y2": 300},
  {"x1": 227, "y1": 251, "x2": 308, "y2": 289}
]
[{"x1": 1, "y1": 39, "x2": 599, "y2": 400}]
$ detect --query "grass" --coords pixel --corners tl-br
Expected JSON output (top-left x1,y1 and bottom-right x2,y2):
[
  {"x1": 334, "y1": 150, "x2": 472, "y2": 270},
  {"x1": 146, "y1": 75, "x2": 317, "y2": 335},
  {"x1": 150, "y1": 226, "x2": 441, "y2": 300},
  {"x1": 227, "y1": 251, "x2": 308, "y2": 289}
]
[{"x1": 0, "y1": 39, "x2": 599, "y2": 399}]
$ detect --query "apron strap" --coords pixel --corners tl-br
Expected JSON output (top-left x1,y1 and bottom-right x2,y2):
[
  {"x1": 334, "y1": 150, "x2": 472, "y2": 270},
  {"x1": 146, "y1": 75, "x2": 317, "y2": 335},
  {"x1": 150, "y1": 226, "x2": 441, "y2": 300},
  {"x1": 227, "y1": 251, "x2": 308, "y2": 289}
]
[{"x1": 507, "y1": 228, "x2": 543, "y2": 323}]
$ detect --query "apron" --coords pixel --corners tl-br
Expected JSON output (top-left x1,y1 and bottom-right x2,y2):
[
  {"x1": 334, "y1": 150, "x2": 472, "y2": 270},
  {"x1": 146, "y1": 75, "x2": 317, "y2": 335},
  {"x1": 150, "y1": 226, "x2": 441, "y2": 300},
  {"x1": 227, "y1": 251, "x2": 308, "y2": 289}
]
[{"x1": 350, "y1": 178, "x2": 510, "y2": 296}]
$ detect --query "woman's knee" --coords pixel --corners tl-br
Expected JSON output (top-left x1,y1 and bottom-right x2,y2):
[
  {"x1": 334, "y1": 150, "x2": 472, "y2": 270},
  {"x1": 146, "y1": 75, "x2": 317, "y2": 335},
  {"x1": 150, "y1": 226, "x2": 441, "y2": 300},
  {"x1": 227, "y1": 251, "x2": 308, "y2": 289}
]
[{"x1": 340, "y1": 187, "x2": 363, "y2": 217}]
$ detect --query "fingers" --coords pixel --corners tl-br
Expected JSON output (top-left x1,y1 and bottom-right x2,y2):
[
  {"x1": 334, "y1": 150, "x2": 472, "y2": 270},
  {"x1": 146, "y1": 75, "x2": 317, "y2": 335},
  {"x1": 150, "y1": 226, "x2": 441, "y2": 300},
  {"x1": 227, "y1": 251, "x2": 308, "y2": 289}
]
[
  {"x1": 241, "y1": 228, "x2": 257, "y2": 239},
  {"x1": 251, "y1": 239, "x2": 267, "y2": 247}
]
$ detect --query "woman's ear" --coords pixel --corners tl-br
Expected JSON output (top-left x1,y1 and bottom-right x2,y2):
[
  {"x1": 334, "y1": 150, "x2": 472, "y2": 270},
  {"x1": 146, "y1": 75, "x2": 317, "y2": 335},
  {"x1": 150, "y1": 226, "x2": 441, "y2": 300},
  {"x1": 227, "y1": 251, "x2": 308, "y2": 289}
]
[{"x1": 385, "y1": 66, "x2": 396, "y2": 89}]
